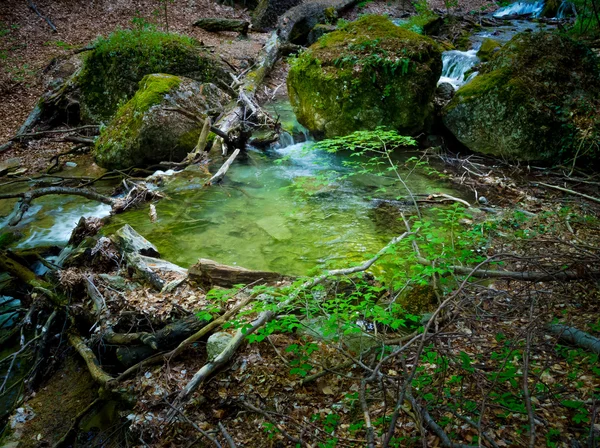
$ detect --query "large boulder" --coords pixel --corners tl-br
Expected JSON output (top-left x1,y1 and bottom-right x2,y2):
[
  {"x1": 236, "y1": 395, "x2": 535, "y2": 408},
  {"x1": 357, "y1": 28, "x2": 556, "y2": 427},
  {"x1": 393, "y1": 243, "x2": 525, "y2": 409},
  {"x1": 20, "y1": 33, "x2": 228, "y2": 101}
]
[
  {"x1": 76, "y1": 29, "x2": 229, "y2": 122},
  {"x1": 443, "y1": 32, "x2": 600, "y2": 162},
  {"x1": 94, "y1": 74, "x2": 231, "y2": 169},
  {"x1": 287, "y1": 15, "x2": 442, "y2": 138}
]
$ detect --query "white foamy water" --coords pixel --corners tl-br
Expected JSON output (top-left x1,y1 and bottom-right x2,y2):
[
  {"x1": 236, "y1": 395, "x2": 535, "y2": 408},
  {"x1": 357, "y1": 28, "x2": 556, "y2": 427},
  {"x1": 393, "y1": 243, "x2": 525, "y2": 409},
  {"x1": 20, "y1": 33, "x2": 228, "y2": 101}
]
[
  {"x1": 439, "y1": 49, "x2": 479, "y2": 89},
  {"x1": 493, "y1": 1, "x2": 544, "y2": 17}
]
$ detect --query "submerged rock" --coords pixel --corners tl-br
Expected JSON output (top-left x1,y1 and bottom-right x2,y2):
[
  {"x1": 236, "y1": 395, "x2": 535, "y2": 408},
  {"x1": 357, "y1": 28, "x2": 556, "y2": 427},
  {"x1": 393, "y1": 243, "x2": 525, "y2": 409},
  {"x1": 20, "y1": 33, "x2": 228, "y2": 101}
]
[
  {"x1": 443, "y1": 32, "x2": 600, "y2": 162},
  {"x1": 287, "y1": 15, "x2": 442, "y2": 138},
  {"x1": 77, "y1": 29, "x2": 229, "y2": 122},
  {"x1": 94, "y1": 74, "x2": 230, "y2": 169}
]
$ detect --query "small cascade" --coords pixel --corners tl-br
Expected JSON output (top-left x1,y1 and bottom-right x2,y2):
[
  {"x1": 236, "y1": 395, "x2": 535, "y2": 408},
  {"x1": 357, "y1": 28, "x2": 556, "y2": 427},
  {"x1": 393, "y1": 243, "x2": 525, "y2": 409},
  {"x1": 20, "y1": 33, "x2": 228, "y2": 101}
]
[
  {"x1": 438, "y1": 49, "x2": 479, "y2": 89},
  {"x1": 493, "y1": 1, "x2": 544, "y2": 17},
  {"x1": 556, "y1": 1, "x2": 575, "y2": 18}
]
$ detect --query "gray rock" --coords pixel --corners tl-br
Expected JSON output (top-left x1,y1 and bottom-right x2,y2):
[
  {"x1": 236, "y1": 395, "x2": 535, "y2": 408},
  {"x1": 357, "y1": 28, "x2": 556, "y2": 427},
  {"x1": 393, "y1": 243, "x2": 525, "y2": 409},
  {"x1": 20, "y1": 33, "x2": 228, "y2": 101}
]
[
  {"x1": 95, "y1": 74, "x2": 231, "y2": 169},
  {"x1": 207, "y1": 332, "x2": 233, "y2": 360}
]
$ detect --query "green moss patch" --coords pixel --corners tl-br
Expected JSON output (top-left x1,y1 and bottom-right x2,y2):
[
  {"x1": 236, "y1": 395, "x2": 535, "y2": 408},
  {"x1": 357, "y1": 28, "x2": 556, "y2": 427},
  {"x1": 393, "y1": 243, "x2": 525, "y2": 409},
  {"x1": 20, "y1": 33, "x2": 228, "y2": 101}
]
[
  {"x1": 287, "y1": 15, "x2": 442, "y2": 138},
  {"x1": 77, "y1": 29, "x2": 225, "y2": 122}
]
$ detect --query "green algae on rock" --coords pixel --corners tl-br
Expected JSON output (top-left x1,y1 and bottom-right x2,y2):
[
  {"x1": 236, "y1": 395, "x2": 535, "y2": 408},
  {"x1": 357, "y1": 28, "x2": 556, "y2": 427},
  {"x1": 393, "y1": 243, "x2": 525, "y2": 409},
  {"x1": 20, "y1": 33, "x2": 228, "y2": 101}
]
[
  {"x1": 443, "y1": 32, "x2": 600, "y2": 162},
  {"x1": 476, "y1": 38, "x2": 502, "y2": 62},
  {"x1": 287, "y1": 15, "x2": 443, "y2": 139},
  {"x1": 95, "y1": 74, "x2": 231, "y2": 169},
  {"x1": 77, "y1": 29, "x2": 228, "y2": 123}
]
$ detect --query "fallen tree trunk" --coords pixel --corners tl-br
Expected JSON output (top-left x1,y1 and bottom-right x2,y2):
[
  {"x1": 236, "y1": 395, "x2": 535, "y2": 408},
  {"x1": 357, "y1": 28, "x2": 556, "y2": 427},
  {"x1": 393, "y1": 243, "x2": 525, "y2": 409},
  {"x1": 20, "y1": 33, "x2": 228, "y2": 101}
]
[
  {"x1": 546, "y1": 324, "x2": 600, "y2": 355},
  {"x1": 114, "y1": 314, "x2": 211, "y2": 367},
  {"x1": 277, "y1": 0, "x2": 360, "y2": 44},
  {"x1": 188, "y1": 258, "x2": 290, "y2": 287},
  {"x1": 193, "y1": 18, "x2": 250, "y2": 35},
  {"x1": 210, "y1": 31, "x2": 281, "y2": 157}
]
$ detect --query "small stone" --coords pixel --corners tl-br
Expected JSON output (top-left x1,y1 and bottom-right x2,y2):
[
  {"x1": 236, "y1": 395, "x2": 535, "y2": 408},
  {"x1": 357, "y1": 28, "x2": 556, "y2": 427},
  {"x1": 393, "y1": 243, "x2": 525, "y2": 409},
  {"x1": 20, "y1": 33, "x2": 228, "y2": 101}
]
[
  {"x1": 478, "y1": 196, "x2": 488, "y2": 204},
  {"x1": 207, "y1": 332, "x2": 233, "y2": 361}
]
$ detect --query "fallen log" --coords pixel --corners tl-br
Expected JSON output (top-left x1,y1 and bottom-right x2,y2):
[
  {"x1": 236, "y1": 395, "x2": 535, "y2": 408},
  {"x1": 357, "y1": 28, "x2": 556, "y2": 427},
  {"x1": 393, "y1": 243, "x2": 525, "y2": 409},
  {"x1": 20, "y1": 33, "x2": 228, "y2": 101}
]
[
  {"x1": 277, "y1": 0, "x2": 360, "y2": 44},
  {"x1": 546, "y1": 324, "x2": 600, "y2": 355},
  {"x1": 188, "y1": 258, "x2": 289, "y2": 288},
  {"x1": 193, "y1": 18, "x2": 250, "y2": 35},
  {"x1": 114, "y1": 314, "x2": 211, "y2": 367},
  {"x1": 211, "y1": 31, "x2": 281, "y2": 157}
]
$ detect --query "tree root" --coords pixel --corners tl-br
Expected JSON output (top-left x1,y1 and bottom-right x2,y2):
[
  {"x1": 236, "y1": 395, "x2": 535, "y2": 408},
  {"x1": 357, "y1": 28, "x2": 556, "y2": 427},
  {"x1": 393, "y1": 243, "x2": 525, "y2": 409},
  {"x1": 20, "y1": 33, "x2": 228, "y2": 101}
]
[{"x1": 69, "y1": 331, "x2": 114, "y2": 387}]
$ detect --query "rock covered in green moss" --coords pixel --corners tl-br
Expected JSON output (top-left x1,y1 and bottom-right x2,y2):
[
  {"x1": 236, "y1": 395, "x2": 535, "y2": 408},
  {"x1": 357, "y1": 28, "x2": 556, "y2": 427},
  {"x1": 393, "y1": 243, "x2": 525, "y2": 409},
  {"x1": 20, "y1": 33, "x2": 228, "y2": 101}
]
[
  {"x1": 476, "y1": 38, "x2": 501, "y2": 61},
  {"x1": 287, "y1": 15, "x2": 442, "y2": 138},
  {"x1": 77, "y1": 29, "x2": 229, "y2": 122},
  {"x1": 94, "y1": 74, "x2": 231, "y2": 169},
  {"x1": 443, "y1": 32, "x2": 600, "y2": 162}
]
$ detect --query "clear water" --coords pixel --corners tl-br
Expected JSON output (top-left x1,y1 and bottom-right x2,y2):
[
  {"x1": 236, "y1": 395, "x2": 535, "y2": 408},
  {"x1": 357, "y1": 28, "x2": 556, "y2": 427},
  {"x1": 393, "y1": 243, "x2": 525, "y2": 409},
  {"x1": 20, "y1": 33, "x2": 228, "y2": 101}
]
[{"x1": 102, "y1": 143, "x2": 460, "y2": 275}]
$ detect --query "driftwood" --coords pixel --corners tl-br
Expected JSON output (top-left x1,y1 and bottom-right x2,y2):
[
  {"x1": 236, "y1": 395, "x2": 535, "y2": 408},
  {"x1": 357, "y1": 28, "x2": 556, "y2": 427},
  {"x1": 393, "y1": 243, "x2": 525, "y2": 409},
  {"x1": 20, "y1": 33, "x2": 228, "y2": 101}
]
[
  {"x1": 546, "y1": 324, "x2": 600, "y2": 355},
  {"x1": 188, "y1": 258, "x2": 288, "y2": 288},
  {"x1": 114, "y1": 315, "x2": 211, "y2": 367},
  {"x1": 211, "y1": 31, "x2": 281, "y2": 157},
  {"x1": 111, "y1": 224, "x2": 160, "y2": 258},
  {"x1": 69, "y1": 332, "x2": 114, "y2": 387},
  {"x1": 193, "y1": 18, "x2": 250, "y2": 35}
]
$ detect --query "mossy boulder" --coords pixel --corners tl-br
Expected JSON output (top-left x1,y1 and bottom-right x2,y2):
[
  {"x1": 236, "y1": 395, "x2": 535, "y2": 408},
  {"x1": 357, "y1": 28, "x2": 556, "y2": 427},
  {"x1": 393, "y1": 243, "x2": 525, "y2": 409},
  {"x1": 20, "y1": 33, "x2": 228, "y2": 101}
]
[
  {"x1": 476, "y1": 38, "x2": 501, "y2": 62},
  {"x1": 287, "y1": 15, "x2": 442, "y2": 139},
  {"x1": 94, "y1": 74, "x2": 231, "y2": 169},
  {"x1": 443, "y1": 32, "x2": 600, "y2": 162},
  {"x1": 77, "y1": 29, "x2": 229, "y2": 123}
]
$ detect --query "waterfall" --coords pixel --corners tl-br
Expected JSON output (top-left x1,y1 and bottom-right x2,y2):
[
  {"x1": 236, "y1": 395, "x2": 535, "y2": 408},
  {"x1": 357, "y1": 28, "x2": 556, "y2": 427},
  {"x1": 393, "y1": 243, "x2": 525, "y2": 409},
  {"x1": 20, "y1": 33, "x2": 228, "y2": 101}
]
[
  {"x1": 438, "y1": 49, "x2": 479, "y2": 90},
  {"x1": 493, "y1": 1, "x2": 544, "y2": 17},
  {"x1": 556, "y1": 1, "x2": 575, "y2": 18}
]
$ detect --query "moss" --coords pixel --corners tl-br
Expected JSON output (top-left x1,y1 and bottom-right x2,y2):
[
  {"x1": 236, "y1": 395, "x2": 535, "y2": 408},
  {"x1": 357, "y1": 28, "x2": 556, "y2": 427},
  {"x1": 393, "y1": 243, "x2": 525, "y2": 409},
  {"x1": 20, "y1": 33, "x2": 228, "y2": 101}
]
[
  {"x1": 77, "y1": 29, "x2": 224, "y2": 122},
  {"x1": 397, "y1": 12, "x2": 441, "y2": 35},
  {"x1": 443, "y1": 31, "x2": 600, "y2": 162},
  {"x1": 287, "y1": 15, "x2": 442, "y2": 138},
  {"x1": 477, "y1": 38, "x2": 501, "y2": 62},
  {"x1": 95, "y1": 74, "x2": 181, "y2": 168}
]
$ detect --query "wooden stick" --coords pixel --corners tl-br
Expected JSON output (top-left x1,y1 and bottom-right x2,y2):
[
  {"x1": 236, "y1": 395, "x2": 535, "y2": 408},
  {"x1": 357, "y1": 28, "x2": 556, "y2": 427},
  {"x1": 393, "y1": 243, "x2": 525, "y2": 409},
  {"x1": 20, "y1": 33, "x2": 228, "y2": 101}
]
[
  {"x1": 69, "y1": 332, "x2": 114, "y2": 387},
  {"x1": 26, "y1": 0, "x2": 57, "y2": 32},
  {"x1": 534, "y1": 182, "x2": 600, "y2": 204},
  {"x1": 205, "y1": 148, "x2": 240, "y2": 185}
]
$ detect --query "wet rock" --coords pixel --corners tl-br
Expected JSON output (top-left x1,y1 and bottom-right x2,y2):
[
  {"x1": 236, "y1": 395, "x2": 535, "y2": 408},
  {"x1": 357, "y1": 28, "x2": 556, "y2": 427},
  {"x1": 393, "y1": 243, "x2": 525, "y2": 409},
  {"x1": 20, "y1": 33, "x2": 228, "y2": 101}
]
[
  {"x1": 256, "y1": 216, "x2": 292, "y2": 241},
  {"x1": 287, "y1": 15, "x2": 442, "y2": 138},
  {"x1": 443, "y1": 32, "x2": 600, "y2": 162},
  {"x1": 94, "y1": 74, "x2": 231, "y2": 169},
  {"x1": 435, "y1": 82, "x2": 455, "y2": 109},
  {"x1": 477, "y1": 38, "x2": 502, "y2": 62},
  {"x1": 207, "y1": 332, "x2": 233, "y2": 360},
  {"x1": 0, "y1": 158, "x2": 21, "y2": 177}
]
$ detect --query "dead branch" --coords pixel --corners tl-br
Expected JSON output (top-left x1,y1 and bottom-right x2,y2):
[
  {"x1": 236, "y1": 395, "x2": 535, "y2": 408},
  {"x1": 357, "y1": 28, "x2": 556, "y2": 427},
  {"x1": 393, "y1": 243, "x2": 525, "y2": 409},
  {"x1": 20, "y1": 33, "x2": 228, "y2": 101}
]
[
  {"x1": 162, "y1": 399, "x2": 223, "y2": 448},
  {"x1": 205, "y1": 148, "x2": 240, "y2": 185},
  {"x1": 238, "y1": 400, "x2": 302, "y2": 445},
  {"x1": 218, "y1": 422, "x2": 237, "y2": 448},
  {"x1": 69, "y1": 331, "x2": 114, "y2": 387},
  {"x1": 26, "y1": 0, "x2": 57, "y2": 32},
  {"x1": 115, "y1": 293, "x2": 256, "y2": 382},
  {"x1": 533, "y1": 181, "x2": 600, "y2": 204},
  {"x1": 1, "y1": 186, "x2": 114, "y2": 226}
]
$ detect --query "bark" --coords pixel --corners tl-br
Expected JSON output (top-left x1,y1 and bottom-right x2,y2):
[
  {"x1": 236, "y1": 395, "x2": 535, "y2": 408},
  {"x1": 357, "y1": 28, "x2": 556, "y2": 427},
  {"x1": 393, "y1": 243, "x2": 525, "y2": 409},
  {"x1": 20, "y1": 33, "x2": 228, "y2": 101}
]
[
  {"x1": 193, "y1": 18, "x2": 250, "y2": 35},
  {"x1": 69, "y1": 332, "x2": 114, "y2": 387},
  {"x1": 277, "y1": 0, "x2": 360, "y2": 44},
  {"x1": 546, "y1": 324, "x2": 600, "y2": 355},
  {"x1": 115, "y1": 314, "x2": 211, "y2": 367},
  {"x1": 211, "y1": 31, "x2": 280, "y2": 156},
  {"x1": 188, "y1": 258, "x2": 288, "y2": 288},
  {"x1": 111, "y1": 224, "x2": 160, "y2": 258}
]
